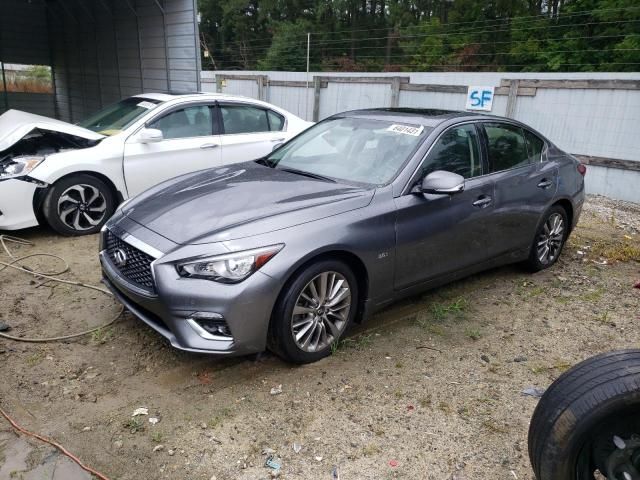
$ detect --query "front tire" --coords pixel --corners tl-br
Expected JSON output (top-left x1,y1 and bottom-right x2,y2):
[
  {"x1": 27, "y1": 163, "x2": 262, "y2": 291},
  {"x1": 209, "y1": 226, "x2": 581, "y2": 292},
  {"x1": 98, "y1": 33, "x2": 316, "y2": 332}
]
[
  {"x1": 525, "y1": 205, "x2": 568, "y2": 272},
  {"x1": 269, "y1": 259, "x2": 358, "y2": 364},
  {"x1": 42, "y1": 174, "x2": 115, "y2": 236},
  {"x1": 528, "y1": 349, "x2": 640, "y2": 480}
]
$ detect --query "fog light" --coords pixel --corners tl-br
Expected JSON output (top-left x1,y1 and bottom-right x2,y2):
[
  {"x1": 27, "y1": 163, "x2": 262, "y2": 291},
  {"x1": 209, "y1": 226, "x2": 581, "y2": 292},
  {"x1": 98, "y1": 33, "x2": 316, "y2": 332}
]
[{"x1": 187, "y1": 312, "x2": 232, "y2": 340}]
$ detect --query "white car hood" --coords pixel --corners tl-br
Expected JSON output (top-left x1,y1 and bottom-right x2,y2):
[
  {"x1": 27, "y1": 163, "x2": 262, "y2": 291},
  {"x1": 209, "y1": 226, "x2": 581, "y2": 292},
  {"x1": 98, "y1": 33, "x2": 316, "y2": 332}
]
[{"x1": 0, "y1": 109, "x2": 105, "y2": 152}]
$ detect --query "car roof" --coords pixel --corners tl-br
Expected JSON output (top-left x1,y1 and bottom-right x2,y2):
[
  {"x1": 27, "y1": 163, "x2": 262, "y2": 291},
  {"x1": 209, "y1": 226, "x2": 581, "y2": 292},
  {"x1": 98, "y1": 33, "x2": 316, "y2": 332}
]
[
  {"x1": 133, "y1": 92, "x2": 270, "y2": 104},
  {"x1": 335, "y1": 108, "x2": 504, "y2": 127}
]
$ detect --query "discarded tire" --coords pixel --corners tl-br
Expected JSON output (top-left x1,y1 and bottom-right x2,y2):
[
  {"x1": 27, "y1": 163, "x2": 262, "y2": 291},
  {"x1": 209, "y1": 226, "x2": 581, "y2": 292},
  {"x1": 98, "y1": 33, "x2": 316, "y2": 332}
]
[{"x1": 528, "y1": 349, "x2": 640, "y2": 479}]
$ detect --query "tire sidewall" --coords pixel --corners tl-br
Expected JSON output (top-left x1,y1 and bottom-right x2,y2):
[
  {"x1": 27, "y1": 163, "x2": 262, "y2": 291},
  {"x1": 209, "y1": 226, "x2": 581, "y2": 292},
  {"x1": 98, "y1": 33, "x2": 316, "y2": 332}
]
[
  {"x1": 270, "y1": 259, "x2": 359, "y2": 364},
  {"x1": 527, "y1": 205, "x2": 569, "y2": 271},
  {"x1": 42, "y1": 174, "x2": 116, "y2": 236},
  {"x1": 537, "y1": 392, "x2": 640, "y2": 479}
]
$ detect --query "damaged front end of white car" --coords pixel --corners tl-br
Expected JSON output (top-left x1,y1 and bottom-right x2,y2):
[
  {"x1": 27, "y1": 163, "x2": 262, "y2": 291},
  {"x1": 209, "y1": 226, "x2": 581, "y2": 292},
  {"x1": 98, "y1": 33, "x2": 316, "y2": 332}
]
[{"x1": 0, "y1": 109, "x2": 104, "y2": 231}]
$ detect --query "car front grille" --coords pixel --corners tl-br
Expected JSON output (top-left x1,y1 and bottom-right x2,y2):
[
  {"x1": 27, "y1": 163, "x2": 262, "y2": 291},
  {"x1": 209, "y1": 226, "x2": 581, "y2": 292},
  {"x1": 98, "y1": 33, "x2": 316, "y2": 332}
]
[{"x1": 105, "y1": 230, "x2": 156, "y2": 293}]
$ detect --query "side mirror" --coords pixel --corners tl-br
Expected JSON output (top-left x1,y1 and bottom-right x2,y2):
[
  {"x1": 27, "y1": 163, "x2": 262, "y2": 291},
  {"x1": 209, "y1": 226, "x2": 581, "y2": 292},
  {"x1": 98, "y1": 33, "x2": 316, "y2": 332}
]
[
  {"x1": 138, "y1": 128, "x2": 163, "y2": 143},
  {"x1": 418, "y1": 170, "x2": 465, "y2": 194}
]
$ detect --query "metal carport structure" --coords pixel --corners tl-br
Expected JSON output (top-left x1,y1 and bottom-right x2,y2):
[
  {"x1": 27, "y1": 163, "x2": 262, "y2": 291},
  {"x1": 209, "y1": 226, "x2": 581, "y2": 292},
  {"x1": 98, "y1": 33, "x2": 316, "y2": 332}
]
[{"x1": 0, "y1": 0, "x2": 201, "y2": 122}]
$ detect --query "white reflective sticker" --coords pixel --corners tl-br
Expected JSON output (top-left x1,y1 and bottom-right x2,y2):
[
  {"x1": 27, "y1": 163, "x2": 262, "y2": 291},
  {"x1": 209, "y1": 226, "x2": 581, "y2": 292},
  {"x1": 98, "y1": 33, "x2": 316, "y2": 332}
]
[
  {"x1": 386, "y1": 124, "x2": 424, "y2": 136},
  {"x1": 137, "y1": 101, "x2": 156, "y2": 109}
]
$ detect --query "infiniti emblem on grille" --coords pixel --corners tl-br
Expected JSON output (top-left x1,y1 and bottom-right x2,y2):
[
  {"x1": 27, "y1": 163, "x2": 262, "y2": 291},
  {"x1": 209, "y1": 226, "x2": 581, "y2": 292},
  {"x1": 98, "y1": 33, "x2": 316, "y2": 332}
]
[{"x1": 113, "y1": 248, "x2": 128, "y2": 268}]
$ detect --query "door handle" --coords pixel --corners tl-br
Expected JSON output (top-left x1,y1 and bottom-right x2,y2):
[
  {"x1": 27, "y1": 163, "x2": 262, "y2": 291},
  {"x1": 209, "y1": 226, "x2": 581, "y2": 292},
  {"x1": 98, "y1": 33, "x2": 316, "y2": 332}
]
[
  {"x1": 537, "y1": 179, "x2": 553, "y2": 189},
  {"x1": 200, "y1": 143, "x2": 219, "y2": 149},
  {"x1": 270, "y1": 138, "x2": 286, "y2": 142},
  {"x1": 472, "y1": 195, "x2": 492, "y2": 208}
]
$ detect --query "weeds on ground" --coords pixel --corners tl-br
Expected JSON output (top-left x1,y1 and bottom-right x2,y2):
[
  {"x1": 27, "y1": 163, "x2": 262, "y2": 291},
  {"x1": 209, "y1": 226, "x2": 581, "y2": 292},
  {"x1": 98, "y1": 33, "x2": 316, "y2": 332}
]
[
  {"x1": 91, "y1": 326, "x2": 114, "y2": 344},
  {"x1": 26, "y1": 351, "x2": 43, "y2": 367},
  {"x1": 465, "y1": 327, "x2": 482, "y2": 340},
  {"x1": 123, "y1": 417, "x2": 144, "y2": 434},
  {"x1": 209, "y1": 407, "x2": 232, "y2": 428},
  {"x1": 150, "y1": 431, "x2": 163, "y2": 444},
  {"x1": 332, "y1": 333, "x2": 374, "y2": 353}
]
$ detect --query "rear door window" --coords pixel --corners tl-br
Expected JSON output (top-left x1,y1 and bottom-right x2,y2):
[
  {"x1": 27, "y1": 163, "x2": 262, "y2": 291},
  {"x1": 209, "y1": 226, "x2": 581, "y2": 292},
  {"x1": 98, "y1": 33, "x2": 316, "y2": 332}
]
[
  {"x1": 483, "y1": 123, "x2": 530, "y2": 173},
  {"x1": 221, "y1": 105, "x2": 270, "y2": 134}
]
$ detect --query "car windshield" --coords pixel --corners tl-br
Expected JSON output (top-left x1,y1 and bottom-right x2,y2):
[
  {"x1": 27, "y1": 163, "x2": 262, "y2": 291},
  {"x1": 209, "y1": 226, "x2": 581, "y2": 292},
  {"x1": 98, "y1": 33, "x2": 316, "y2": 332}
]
[
  {"x1": 263, "y1": 117, "x2": 430, "y2": 186},
  {"x1": 78, "y1": 97, "x2": 162, "y2": 136}
]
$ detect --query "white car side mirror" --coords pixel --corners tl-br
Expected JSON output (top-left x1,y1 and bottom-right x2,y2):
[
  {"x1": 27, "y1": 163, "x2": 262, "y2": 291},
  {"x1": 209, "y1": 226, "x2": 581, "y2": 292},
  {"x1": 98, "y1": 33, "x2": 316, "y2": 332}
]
[{"x1": 139, "y1": 128, "x2": 164, "y2": 143}]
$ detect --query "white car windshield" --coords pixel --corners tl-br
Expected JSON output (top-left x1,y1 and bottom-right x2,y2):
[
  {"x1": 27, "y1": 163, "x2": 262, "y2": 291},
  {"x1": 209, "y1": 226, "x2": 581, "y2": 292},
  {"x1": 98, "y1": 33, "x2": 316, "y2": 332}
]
[
  {"x1": 264, "y1": 117, "x2": 430, "y2": 186},
  {"x1": 78, "y1": 97, "x2": 162, "y2": 136}
]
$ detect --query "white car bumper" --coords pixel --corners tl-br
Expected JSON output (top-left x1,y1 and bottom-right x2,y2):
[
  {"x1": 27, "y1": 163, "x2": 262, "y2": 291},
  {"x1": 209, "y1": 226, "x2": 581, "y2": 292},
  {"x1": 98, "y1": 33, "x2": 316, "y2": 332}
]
[{"x1": 0, "y1": 179, "x2": 39, "y2": 230}]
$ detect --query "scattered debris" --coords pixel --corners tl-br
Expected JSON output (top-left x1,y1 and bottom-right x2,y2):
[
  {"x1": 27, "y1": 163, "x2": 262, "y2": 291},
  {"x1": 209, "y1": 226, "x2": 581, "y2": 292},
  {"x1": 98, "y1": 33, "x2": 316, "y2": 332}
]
[
  {"x1": 407, "y1": 405, "x2": 415, "y2": 412},
  {"x1": 153, "y1": 444, "x2": 164, "y2": 452},
  {"x1": 262, "y1": 448, "x2": 276, "y2": 455},
  {"x1": 513, "y1": 355, "x2": 528, "y2": 363},
  {"x1": 0, "y1": 322, "x2": 10, "y2": 332},
  {"x1": 332, "y1": 465, "x2": 340, "y2": 479},
  {"x1": 315, "y1": 456, "x2": 323, "y2": 462},
  {"x1": 82, "y1": 426, "x2": 91, "y2": 432},
  {"x1": 149, "y1": 417, "x2": 159, "y2": 425},
  {"x1": 481, "y1": 354, "x2": 490, "y2": 363},
  {"x1": 132, "y1": 407, "x2": 148, "y2": 417},
  {"x1": 265, "y1": 455, "x2": 281, "y2": 470},
  {"x1": 293, "y1": 442, "x2": 302, "y2": 453},
  {"x1": 389, "y1": 459, "x2": 399, "y2": 467},
  {"x1": 522, "y1": 387, "x2": 546, "y2": 398},
  {"x1": 634, "y1": 280, "x2": 640, "y2": 289},
  {"x1": 113, "y1": 440, "x2": 124, "y2": 449},
  {"x1": 270, "y1": 385, "x2": 283, "y2": 395},
  {"x1": 168, "y1": 449, "x2": 175, "y2": 456}
]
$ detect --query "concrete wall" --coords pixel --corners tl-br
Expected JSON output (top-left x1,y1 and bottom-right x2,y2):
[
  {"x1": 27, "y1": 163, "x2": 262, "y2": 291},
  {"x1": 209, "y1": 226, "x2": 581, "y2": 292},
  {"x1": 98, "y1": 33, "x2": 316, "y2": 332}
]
[
  {"x1": 0, "y1": 0, "x2": 201, "y2": 122},
  {"x1": 203, "y1": 70, "x2": 640, "y2": 203}
]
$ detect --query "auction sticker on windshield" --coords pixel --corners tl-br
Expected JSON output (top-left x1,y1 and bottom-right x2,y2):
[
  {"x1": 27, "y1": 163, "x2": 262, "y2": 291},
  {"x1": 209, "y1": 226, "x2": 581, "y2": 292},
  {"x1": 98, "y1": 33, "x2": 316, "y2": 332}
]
[{"x1": 387, "y1": 124, "x2": 424, "y2": 136}]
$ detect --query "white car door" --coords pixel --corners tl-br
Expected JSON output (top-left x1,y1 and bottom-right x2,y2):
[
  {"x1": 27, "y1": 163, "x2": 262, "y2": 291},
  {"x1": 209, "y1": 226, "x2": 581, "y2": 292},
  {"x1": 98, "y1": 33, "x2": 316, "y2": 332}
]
[
  {"x1": 217, "y1": 103, "x2": 287, "y2": 164},
  {"x1": 123, "y1": 103, "x2": 222, "y2": 196}
]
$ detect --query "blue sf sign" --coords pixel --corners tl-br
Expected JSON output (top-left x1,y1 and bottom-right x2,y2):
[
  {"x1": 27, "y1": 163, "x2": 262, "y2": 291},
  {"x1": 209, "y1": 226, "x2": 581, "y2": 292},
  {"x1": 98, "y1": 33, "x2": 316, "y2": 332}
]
[{"x1": 465, "y1": 86, "x2": 495, "y2": 111}]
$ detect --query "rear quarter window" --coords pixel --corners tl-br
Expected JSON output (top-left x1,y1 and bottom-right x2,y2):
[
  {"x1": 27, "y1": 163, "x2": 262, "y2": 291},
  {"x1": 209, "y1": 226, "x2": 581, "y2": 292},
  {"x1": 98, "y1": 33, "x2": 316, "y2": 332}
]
[{"x1": 523, "y1": 129, "x2": 545, "y2": 162}]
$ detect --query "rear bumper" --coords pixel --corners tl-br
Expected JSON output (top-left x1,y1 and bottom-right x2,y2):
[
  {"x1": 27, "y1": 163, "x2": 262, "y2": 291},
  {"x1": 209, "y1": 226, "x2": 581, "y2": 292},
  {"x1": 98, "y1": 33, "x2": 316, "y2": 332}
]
[{"x1": 0, "y1": 179, "x2": 39, "y2": 230}]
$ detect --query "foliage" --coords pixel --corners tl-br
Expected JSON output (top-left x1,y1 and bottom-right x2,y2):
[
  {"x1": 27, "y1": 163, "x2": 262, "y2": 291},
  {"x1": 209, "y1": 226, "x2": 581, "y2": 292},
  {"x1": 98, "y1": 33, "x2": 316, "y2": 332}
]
[{"x1": 198, "y1": 0, "x2": 640, "y2": 71}]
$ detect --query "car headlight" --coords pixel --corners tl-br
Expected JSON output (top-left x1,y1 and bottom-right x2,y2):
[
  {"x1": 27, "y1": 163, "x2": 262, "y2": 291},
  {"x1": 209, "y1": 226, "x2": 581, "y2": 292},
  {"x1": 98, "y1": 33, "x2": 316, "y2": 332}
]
[
  {"x1": 0, "y1": 156, "x2": 45, "y2": 180},
  {"x1": 177, "y1": 244, "x2": 284, "y2": 283}
]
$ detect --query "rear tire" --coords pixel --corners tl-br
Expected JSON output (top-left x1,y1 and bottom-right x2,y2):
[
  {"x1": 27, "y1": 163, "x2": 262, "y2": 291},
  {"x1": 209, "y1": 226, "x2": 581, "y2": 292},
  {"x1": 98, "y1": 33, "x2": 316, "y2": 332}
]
[
  {"x1": 268, "y1": 259, "x2": 358, "y2": 364},
  {"x1": 42, "y1": 174, "x2": 115, "y2": 236},
  {"x1": 528, "y1": 349, "x2": 640, "y2": 480},
  {"x1": 525, "y1": 204, "x2": 568, "y2": 272}
]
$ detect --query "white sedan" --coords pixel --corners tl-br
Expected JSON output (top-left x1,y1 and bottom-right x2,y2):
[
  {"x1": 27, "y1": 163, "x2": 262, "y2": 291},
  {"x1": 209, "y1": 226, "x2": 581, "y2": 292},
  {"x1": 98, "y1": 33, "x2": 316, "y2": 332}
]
[{"x1": 0, "y1": 93, "x2": 311, "y2": 235}]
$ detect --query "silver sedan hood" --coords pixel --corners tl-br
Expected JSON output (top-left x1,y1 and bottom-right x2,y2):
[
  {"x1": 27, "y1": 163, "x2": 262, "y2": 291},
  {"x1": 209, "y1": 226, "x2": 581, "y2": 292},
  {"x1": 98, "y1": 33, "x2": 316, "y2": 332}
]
[
  {"x1": 0, "y1": 109, "x2": 104, "y2": 152},
  {"x1": 123, "y1": 162, "x2": 375, "y2": 245}
]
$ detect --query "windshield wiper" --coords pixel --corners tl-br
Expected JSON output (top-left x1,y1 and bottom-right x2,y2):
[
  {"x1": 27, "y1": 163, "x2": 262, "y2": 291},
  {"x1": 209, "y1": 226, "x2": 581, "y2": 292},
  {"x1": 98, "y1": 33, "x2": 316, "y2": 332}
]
[
  {"x1": 255, "y1": 157, "x2": 277, "y2": 168},
  {"x1": 277, "y1": 167, "x2": 336, "y2": 183}
]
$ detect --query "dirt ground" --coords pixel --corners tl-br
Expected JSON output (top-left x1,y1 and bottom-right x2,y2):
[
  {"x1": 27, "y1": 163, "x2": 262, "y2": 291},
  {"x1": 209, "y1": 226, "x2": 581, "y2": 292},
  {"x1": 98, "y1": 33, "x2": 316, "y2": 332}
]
[{"x1": 1, "y1": 195, "x2": 639, "y2": 480}]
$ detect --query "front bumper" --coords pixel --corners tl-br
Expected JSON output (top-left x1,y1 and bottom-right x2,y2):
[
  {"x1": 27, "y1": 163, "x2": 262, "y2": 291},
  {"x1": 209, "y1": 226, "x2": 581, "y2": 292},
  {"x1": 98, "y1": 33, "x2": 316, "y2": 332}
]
[
  {"x1": 0, "y1": 179, "x2": 39, "y2": 230},
  {"x1": 100, "y1": 228, "x2": 279, "y2": 356}
]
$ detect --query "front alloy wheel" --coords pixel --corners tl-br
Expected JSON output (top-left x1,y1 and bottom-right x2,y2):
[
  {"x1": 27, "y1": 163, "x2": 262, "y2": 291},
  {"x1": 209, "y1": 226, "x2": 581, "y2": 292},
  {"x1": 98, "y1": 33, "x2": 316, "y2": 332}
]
[
  {"x1": 57, "y1": 184, "x2": 107, "y2": 231},
  {"x1": 42, "y1": 174, "x2": 115, "y2": 236},
  {"x1": 291, "y1": 271, "x2": 352, "y2": 353},
  {"x1": 269, "y1": 259, "x2": 358, "y2": 364}
]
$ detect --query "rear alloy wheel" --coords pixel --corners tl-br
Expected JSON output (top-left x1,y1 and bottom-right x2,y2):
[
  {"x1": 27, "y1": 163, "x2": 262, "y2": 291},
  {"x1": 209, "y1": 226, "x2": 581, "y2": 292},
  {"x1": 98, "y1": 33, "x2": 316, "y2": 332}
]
[
  {"x1": 526, "y1": 205, "x2": 568, "y2": 272},
  {"x1": 269, "y1": 260, "x2": 358, "y2": 364},
  {"x1": 43, "y1": 174, "x2": 115, "y2": 236}
]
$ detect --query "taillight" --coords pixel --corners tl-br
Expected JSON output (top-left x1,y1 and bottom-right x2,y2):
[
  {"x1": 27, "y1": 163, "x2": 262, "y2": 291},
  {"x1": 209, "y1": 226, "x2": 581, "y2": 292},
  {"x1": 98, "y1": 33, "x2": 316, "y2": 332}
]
[{"x1": 577, "y1": 163, "x2": 587, "y2": 176}]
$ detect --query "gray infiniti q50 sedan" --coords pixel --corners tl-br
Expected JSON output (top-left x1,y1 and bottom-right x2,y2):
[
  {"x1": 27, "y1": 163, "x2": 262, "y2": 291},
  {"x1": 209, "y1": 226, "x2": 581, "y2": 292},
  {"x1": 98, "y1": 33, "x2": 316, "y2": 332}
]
[{"x1": 100, "y1": 108, "x2": 585, "y2": 364}]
